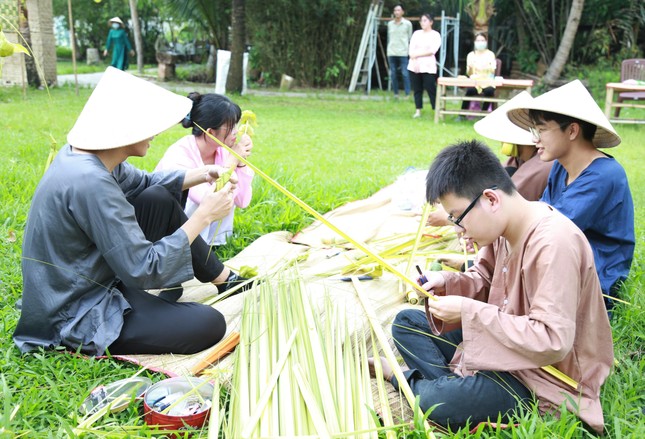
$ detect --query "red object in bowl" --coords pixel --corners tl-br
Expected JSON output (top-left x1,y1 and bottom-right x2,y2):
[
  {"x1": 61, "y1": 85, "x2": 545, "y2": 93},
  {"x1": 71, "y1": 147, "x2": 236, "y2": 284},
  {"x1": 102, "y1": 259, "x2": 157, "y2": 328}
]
[{"x1": 143, "y1": 377, "x2": 213, "y2": 433}]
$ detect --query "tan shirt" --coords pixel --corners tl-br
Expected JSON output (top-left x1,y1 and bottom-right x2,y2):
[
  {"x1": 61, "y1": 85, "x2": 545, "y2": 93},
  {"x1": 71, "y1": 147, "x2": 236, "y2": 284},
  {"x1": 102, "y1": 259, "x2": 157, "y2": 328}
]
[
  {"x1": 387, "y1": 18, "x2": 413, "y2": 57},
  {"x1": 506, "y1": 155, "x2": 554, "y2": 201},
  {"x1": 439, "y1": 206, "x2": 613, "y2": 434},
  {"x1": 466, "y1": 49, "x2": 497, "y2": 79}
]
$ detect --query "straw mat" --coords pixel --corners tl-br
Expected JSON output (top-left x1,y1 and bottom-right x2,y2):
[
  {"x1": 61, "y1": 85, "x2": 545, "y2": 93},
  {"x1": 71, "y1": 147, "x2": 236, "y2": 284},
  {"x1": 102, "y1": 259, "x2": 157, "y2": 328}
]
[{"x1": 115, "y1": 170, "x2": 441, "y2": 385}]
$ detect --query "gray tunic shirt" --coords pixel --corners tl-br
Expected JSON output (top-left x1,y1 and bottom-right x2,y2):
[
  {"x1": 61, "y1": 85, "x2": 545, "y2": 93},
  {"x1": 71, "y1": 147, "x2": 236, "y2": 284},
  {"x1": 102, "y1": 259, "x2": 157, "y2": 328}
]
[{"x1": 14, "y1": 145, "x2": 194, "y2": 355}]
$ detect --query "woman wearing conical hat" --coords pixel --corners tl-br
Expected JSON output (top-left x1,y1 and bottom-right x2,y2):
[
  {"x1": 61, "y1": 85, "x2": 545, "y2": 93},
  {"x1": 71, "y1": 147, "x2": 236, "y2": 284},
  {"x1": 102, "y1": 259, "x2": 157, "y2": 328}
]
[{"x1": 103, "y1": 17, "x2": 134, "y2": 71}]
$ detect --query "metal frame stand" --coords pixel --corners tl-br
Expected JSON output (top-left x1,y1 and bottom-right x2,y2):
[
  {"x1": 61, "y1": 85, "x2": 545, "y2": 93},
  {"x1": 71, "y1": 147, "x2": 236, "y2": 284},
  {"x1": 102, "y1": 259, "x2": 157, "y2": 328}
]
[
  {"x1": 438, "y1": 10, "x2": 460, "y2": 78},
  {"x1": 349, "y1": 0, "x2": 384, "y2": 93}
]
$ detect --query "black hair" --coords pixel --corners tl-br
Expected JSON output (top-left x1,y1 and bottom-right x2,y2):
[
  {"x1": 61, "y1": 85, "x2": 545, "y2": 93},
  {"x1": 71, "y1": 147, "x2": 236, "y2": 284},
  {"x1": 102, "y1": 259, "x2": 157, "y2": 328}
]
[
  {"x1": 393, "y1": 3, "x2": 404, "y2": 10},
  {"x1": 421, "y1": 13, "x2": 433, "y2": 22},
  {"x1": 182, "y1": 92, "x2": 242, "y2": 137},
  {"x1": 528, "y1": 109, "x2": 597, "y2": 142},
  {"x1": 475, "y1": 32, "x2": 488, "y2": 40},
  {"x1": 426, "y1": 139, "x2": 516, "y2": 203}
]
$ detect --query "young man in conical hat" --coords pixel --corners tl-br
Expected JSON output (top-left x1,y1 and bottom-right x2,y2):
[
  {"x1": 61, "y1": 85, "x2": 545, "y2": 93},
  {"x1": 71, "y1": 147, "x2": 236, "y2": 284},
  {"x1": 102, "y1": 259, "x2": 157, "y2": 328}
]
[
  {"x1": 507, "y1": 80, "x2": 634, "y2": 311},
  {"x1": 14, "y1": 67, "x2": 248, "y2": 356}
]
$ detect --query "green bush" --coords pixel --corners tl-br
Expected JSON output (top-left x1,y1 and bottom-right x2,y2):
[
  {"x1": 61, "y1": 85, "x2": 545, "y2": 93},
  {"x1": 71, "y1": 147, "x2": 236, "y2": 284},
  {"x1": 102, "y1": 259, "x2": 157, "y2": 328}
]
[
  {"x1": 55, "y1": 46, "x2": 73, "y2": 60},
  {"x1": 175, "y1": 63, "x2": 209, "y2": 82}
]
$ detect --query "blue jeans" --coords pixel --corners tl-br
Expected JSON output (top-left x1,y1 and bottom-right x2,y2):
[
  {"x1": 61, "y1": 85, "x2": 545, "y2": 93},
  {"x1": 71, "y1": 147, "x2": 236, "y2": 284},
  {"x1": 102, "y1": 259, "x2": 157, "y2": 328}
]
[
  {"x1": 389, "y1": 56, "x2": 410, "y2": 96},
  {"x1": 391, "y1": 309, "x2": 534, "y2": 430}
]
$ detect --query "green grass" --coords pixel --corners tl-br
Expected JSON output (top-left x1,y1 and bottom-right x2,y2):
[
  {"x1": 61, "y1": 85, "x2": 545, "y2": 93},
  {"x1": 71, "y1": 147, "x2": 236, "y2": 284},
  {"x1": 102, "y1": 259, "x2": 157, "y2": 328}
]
[
  {"x1": 0, "y1": 84, "x2": 643, "y2": 437},
  {"x1": 56, "y1": 60, "x2": 112, "y2": 75},
  {"x1": 56, "y1": 60, "x2": 158, "y2": 75}
]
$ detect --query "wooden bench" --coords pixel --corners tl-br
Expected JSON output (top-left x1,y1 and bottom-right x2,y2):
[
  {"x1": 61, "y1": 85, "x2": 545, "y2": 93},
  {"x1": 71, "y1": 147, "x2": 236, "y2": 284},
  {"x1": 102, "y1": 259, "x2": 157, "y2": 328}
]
[
  {"x1": 604, "y1": 82, "x2": 645, "y2": 124},
  {"x1": 434, "y1": 77, "x2": 534, "y2": 123}
]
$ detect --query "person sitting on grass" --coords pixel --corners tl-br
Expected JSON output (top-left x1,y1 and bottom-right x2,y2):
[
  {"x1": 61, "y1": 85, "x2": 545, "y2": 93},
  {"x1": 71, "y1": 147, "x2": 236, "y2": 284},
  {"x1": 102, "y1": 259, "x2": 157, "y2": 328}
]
[
  {"x1": 14, "y1": 67, "x2": 250, "y2": 357},
  {"x1": 372, "y1": 139, "x2": 613, "y2": 434},
  {"x1": 507, "y1": 80, "x2": 634, "y2": 311},
  {"x1": 156, "y1": 92, "x2": 254, "y2": 251},
  {"x1": 427, "y1": 91, "x2": 553, "y2": 227}
]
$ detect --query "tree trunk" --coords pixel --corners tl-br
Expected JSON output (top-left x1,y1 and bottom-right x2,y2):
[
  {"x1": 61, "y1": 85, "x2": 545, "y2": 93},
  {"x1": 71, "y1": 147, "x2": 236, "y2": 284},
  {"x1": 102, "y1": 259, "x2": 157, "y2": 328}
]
[
  {"x1": 19, "y1": 3, "x2": 40, "y2": 87},
  {"x1": 206, "y1": 43, "x2": 216, "y2": 83},
  {"x1": 543, "y1": 0, "x2": 584, "y2": 85},
  {"x1": 128, "y1": 0, "x2": 144, "y2": 73},
  {"x1": 226, "y1": 0, "x2": 245, "y2": 93}
]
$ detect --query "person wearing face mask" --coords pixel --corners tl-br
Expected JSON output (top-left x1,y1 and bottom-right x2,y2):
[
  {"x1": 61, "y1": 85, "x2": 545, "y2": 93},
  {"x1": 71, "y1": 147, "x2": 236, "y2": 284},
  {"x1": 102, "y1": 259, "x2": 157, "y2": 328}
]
[
  {"x1": 103, "y1": 17, "x2": 134, "y2": 71},
  {"x1": 460, "y1": 33, "x2": 497, "y2": 115}
]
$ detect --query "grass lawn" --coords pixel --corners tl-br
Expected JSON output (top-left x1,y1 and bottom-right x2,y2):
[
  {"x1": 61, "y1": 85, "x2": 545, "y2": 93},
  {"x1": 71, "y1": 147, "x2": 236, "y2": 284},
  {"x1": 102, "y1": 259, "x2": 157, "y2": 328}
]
[
  {"x1": 0, "y1": 83, "x2": 643, "y2": 437},
  {"x1": 56, "y1": 60, "x2": 158, "y2": 75}
]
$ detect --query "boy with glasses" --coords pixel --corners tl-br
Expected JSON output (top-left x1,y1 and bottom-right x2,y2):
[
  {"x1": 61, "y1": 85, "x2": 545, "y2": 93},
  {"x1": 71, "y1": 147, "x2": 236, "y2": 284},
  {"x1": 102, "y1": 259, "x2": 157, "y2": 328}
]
[
  {"x1": 372, "y1": 139, "x2": 613, "y2": 434},
  {"x1": 507, "y1": 80, "x2": 634, "y2": 310}
]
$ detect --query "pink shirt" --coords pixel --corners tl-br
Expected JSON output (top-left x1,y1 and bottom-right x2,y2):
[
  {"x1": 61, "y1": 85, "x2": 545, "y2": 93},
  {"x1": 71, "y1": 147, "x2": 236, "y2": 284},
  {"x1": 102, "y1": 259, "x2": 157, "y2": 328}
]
[
  {"x1": 155, "y1": 135, "x2": 254, "y2": 245},
  {"x1": 407, "y1": 29, "x2": 441, "y2": 74}
]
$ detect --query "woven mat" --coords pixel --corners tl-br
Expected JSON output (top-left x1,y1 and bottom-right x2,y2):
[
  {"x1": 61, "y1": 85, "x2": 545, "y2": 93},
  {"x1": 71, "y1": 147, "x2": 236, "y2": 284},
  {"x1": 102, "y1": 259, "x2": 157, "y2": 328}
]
[{"x1": 371, "y1": 378, "x2": 415, "y2": 424}]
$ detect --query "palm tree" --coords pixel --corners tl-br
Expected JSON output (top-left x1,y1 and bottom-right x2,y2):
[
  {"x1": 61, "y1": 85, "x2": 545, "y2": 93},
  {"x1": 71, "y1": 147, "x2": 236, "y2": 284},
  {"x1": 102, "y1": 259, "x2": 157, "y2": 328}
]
[
  {"x1": 465, "y1": 0, "x2": 495, "y2": 36},
  {"x1": 542, "y1": 0, "x2": 585, "y2": 85}
]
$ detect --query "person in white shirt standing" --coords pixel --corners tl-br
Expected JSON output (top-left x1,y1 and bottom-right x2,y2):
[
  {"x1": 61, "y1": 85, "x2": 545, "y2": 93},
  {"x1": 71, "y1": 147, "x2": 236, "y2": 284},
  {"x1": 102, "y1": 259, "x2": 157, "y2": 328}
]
[
  {"x1": 408, "y1": 13, "x2": 441, "y2": 118},
  {"x1": 387, "y1": 4, "x2": 413, "y2": 98}
]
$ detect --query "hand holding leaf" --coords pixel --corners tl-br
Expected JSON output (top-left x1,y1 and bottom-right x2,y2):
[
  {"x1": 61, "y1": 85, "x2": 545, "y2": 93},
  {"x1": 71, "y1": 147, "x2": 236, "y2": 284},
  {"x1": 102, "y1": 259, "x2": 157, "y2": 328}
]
[{"x1": 237, "y1": 110, "x2": 258, "y2": 140}]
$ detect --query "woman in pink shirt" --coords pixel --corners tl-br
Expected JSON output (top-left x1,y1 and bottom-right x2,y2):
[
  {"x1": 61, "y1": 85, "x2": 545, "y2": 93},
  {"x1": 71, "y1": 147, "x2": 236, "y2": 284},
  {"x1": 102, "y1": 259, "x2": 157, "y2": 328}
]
[
  {"x1": 156, "y1": 93, "x2": 255, "y2": 248},
  {"x1": 408, "y1": 13, "x2": 441, "y2": 119}
]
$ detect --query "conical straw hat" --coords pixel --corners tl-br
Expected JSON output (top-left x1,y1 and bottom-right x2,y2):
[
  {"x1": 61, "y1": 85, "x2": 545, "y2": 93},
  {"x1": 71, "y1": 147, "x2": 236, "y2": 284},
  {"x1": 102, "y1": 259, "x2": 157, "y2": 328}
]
[
  {"x1": 506, "y1": 79, "x2": 621, "y2": 148},
  {"x1": 67, "y1": 67, "x2": 192, "y2": 150},
  {"x1": 108, "y1": 17, "x2": 124, "y2": 26},
  {"x1": 474, "y1": 91, "x2": 535, "y2": 146}
]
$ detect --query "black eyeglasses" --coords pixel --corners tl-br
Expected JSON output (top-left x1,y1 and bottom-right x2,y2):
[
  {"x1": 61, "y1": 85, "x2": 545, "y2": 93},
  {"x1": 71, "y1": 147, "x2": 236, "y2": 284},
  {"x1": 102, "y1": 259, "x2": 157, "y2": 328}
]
[{"x1": 447, "y1": 185, "x2": 498, "y2": 227}]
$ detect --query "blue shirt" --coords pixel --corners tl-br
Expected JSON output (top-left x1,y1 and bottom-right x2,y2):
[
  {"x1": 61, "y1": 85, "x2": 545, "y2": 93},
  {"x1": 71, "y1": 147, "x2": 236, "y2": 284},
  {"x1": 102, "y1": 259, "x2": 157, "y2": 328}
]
[{"x1": 541, "y1": 156, "x2": 634, "y2": 296}]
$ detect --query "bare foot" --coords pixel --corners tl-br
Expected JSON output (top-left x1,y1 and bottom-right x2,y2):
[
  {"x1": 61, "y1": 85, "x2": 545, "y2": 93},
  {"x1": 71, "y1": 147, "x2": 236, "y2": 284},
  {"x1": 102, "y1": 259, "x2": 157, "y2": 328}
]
[{"x1": 368, "y1": 356, "x2": 409, "y2": 382}]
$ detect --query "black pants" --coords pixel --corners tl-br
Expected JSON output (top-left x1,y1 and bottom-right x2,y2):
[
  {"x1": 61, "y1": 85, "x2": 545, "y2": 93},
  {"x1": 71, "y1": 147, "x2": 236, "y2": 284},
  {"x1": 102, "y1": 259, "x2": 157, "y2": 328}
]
[
  {"x1": 391, "y1": 309, "x2": 534, "y2": 430},
  {"x1": 108, "y1": 185, "x2": 227, "y2": 354},
  {"x1": 410, "y1": 72, "x2": 437, "y2": 110},
  {"x1": 461, "y1": 86, "x2": 495, "y2": 111}
]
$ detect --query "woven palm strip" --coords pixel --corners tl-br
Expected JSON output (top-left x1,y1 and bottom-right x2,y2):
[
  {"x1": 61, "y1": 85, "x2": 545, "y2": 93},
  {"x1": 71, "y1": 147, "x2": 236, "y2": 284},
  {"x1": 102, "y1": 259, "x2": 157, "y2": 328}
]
[{"x1": 370, "y1": 378, "x2": 415, "y2": 425}]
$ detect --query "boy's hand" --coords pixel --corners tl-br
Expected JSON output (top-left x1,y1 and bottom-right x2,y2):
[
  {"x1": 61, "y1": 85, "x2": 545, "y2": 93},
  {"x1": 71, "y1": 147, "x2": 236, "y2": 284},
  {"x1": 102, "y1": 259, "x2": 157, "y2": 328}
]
[{"x1": 426, "y1": 295, "x2": 464, "y2": 324}]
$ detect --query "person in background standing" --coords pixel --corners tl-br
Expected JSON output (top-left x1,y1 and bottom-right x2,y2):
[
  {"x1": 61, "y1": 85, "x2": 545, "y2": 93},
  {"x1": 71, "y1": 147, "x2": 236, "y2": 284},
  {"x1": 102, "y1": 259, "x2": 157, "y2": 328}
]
[
  {"x1": 387, "y1": 4, "x2": 413, "y2": 98},
  {"x1": 408, "y1": 13, "x2": 441, "y2": 119},
  {"x1": 103, "y1": 17, "x2": 134, "y2": 71}
]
